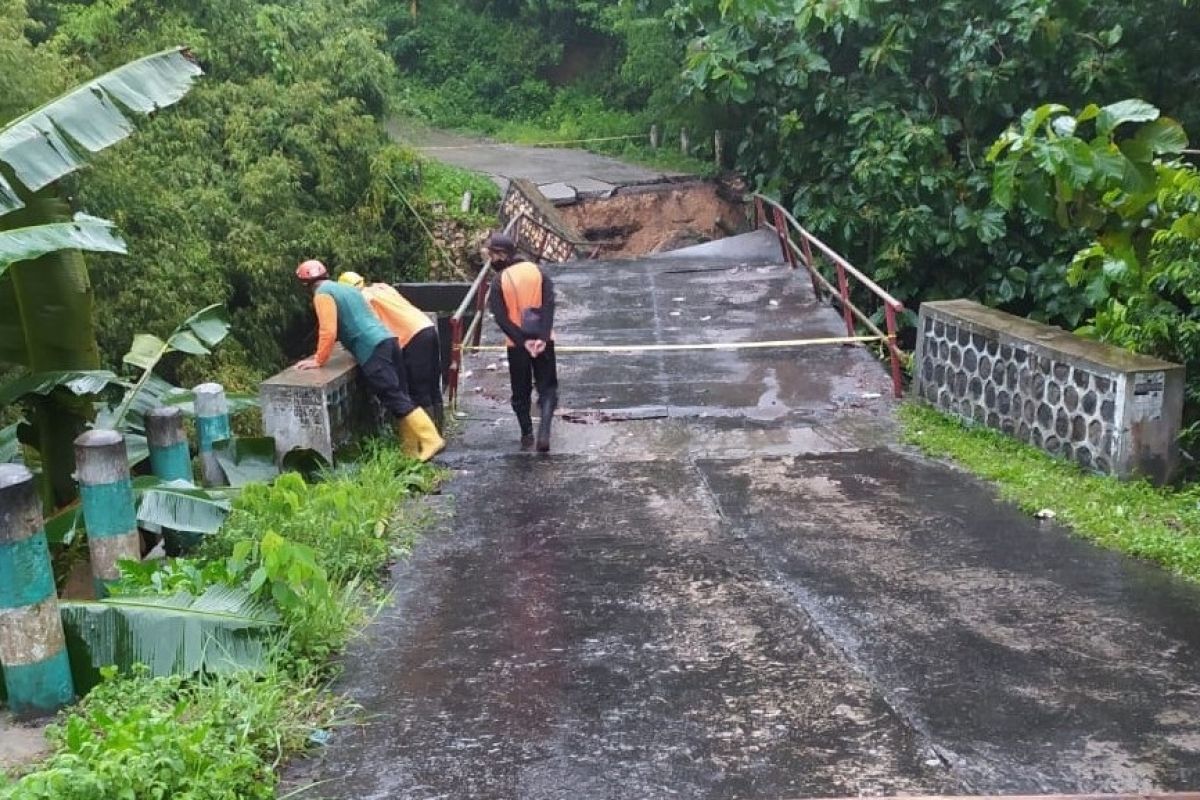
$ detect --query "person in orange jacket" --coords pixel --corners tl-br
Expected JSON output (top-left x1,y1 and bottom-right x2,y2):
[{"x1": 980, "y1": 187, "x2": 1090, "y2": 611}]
[
  {"x1": 338, "y1": 271, "x2": 445, "y2": 433},
  {"x1": 485, "y1": 233, "x2": 558, "y2": 452},
  {"x1": 294, "y1": 259, "x2": 444, "y2": 461}
]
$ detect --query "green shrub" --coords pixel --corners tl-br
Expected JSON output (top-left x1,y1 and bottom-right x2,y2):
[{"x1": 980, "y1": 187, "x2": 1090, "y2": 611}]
[
  {"x1": 213, "y1": 445, "x2": 436, "y2": 584},
  {"x1": 0, "y1": 666, "x2": 322, "y2": 799},
  {"x1": 417, "y1": 160, "x2": 501, "y2": 223},
  {"x1": 113, "y1": 444, "x2": 439, "y2": 663}
]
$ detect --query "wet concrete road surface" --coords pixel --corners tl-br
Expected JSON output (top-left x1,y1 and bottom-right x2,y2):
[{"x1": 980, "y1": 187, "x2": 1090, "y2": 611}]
[{"x1": 293, "y1": 233, "x2": 1200, "y2": 798}]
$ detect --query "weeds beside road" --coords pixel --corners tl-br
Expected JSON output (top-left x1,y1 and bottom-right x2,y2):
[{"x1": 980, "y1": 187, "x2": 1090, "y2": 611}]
[{"x1": 1, "y1": 445, "x2": 441, "y2": 800}]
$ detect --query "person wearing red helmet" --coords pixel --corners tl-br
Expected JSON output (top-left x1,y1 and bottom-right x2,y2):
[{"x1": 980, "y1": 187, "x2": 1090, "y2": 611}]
[{"x1": 294, "y1": 259, "x2": 444, "y2": 461}]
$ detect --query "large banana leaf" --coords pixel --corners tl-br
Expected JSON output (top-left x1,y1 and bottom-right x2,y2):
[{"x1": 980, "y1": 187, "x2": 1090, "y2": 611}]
[
  {"x1": 213, "y1": 437, "x2": 279, "y2": 487},
  {"x1": 0, "y1": 47, "x2": 203, "y2": 216},
  {"x1": 95, "y1": 373, "x2": 176, "y2": 430},
  {"x1": 161, "y1": 391, "x2": 260, "y2": 417},
  {"x1": 0, "y1": 191, "x2": 100, "y2": 372},
  {"x1": 0, "y1": 368, "x2": 120, "y2": 406},
  {"x1": 61, "y1": 585, "x2": 280, "y2": 691},
  {"x1": 0, "y1": 47, "x2": 202, "y2": 508},
  {"x1": 0, "y1": 214, "x2": 126, "y2": 275},
  {"x1": 134, "y1": 478, "x2": 231, "y2": 534},
  {"x1": 0, "y1": 192, "x2": 104, "y2": 507},
  {"x1": 43, "y1": 502, "x2": 83, "y2": 546}
]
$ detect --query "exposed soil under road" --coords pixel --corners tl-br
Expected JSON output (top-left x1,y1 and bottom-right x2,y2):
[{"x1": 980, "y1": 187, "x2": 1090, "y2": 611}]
[{"x1": 558, "y1": 181, "x2": 751, "y2": 258}]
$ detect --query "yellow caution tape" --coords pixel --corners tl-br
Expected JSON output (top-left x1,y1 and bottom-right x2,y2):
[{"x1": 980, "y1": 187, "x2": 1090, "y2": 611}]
[{"x1": 462, "y1": 334, "x2": 890, "y2": 354}]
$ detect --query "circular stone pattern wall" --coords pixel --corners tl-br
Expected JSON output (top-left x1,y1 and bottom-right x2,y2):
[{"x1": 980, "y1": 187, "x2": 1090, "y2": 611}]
[{"x1": 919, "y1": 317, "x2": 1118, "y2": 473}]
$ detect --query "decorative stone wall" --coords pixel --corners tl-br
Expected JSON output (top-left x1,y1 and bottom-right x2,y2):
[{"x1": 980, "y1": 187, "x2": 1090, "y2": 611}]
[
  {"x1": 915, "y1": 300, "x2": 1185, "y2": 484},
  {"x1": 260, "y1": 348, "x2": 383, "y2": 464},
  {"x1": 500, "y1": 179, "x2": 584, "y2": 262}
]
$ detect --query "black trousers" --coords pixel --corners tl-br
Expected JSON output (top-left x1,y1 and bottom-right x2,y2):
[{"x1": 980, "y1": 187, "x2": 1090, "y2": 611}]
[
  {"x1": 403, "y1": 327, "x2": 443, "y2": 411},
  {"x1": 507, "y1": 342, "x2": 559, "y2": 436},
  {"x1": 360, "y1": 338, "x2": 416, "y2": 419}
]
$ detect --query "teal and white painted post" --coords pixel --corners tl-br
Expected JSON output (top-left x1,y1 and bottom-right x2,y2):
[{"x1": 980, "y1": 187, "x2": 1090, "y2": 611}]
[
  {"x1": 0, "y1": 464, "x2": 75, "y2": 716},
  {"x1": 75, "y1": 430, "x2": 141, "y2": 597},
  {"x1": 147, "y1": 406, "x2": 191, "y2": 482},
  {"x1": 194, "y1": 383, "x2": 230, "y2": 487},
  {"x1": 146, "y1": 407, "x2": 200, "y2": 556}
]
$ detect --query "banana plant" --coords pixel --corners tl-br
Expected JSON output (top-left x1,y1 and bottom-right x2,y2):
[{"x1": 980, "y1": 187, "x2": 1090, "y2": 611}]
[
  {"x1": 110, "y1": 305, "x2": 231, "y2": 428},
  {"x1": 0, "y1": 47, "x2": 203, "y2": 508}
]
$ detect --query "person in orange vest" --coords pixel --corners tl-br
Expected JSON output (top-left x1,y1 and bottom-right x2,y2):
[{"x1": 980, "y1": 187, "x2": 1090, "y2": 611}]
[
  {"x1": 485, "y1": 233, "x2": 558, "y2": 452},
  {"x1": 294, "y1": 259, "x2": 444, "y2": 461},
  {"x1": 338, "y1": 271, "x2": 445, "y2": 434}
]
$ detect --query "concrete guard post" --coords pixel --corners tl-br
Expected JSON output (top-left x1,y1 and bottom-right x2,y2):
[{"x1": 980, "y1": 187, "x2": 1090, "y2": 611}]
[
  {"x1": 0, "y1": 464, "x2": 75, "y2": 716},
  {"x1": 75, "y1": 430, "x2": 142, "y2": 597},
  {"x1": 194, "y1": 383, "x2": 230, "y2": 487},
  {"x1": 145, "y1": 406, "x2": 201, "y2": 555}
]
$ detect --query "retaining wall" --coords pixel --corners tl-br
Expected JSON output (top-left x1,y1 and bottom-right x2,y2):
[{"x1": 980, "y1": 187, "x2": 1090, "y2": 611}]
[
  {"x1": 500, "y1": 179, "x2": 584, "y2": 262},
  {"x1": 914, "y1": 300, "x2": 1184, "y2": 484}
]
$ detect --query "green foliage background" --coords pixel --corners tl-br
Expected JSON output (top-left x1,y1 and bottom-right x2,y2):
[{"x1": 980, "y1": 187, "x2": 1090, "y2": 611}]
[
  {"x1": 5, "y1": 0, "x2": 1199, "y2": 441},
  {"x1": 3, "y1": 0, "x2": 461, "y2": 386}
]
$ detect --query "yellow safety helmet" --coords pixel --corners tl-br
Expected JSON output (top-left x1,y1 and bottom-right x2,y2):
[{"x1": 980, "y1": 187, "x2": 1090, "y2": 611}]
[{"x1": 338, "y1": 271, "x2": 365, "y2": 288}]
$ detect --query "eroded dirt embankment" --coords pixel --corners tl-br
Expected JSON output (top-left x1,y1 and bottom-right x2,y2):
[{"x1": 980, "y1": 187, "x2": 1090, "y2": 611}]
[{"x1": 556, "y1": 178, "x2": 750, "y2": 258}]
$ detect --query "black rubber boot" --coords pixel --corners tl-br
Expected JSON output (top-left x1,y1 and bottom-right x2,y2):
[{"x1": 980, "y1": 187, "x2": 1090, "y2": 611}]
[
  {"x1": 535, "y1": 395, "x2": 554, "y2": 452},
  {"x1": 516, "y1": 409, "x2": 534, "y2": 450}
]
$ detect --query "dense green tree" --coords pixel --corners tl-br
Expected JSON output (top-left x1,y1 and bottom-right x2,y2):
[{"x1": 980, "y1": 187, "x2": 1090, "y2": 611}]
[
  {"x1": 13, "y1": 0, "x2": 433, "y2": 379},
  {"x1": 669, "y1": 0, "x2": 1192, "y2": 311}
]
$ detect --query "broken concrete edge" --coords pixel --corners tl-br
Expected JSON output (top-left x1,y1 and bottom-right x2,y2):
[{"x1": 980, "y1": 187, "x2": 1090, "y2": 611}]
[
  {"x1": 540, "y1": 175, "x2": 745, "y2": 208},
  {"x1": 913, "y1": 299, "x2": 1184, "y2": 484}
]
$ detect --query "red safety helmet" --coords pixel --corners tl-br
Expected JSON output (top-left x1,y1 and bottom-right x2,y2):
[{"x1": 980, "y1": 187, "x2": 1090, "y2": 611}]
[{"x1": 295, "y1": 259, "x2": 328, "y2": 282}]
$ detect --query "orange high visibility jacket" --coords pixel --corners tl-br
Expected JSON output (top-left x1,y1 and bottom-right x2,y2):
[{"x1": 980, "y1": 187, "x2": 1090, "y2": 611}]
[
  {"x1": 488, "y1": 261, "x2": 555, "y2": 347},
  {"x1": 361, "y1": 283, "x2": 433, "y2": 347}
]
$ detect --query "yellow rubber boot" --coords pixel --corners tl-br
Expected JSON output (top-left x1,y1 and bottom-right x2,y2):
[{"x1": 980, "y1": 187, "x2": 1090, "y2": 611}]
[
  {"x1": 393, "y1": 418, "x2": 419, "y2": 459},
  {"x1": 402, "y1": 407, "x2": 445, "y2": 462}
]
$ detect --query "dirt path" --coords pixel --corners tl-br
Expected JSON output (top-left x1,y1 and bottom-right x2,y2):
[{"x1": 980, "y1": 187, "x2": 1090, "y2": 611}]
[{"x1": 288, "y1": 232, "x2": 1200, "y2": 798}]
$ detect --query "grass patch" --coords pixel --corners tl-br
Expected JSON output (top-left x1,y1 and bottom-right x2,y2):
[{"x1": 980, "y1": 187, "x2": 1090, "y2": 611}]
[
  {"x1": 1, "y1": 444, "x2": 444, "y2": 798},
  {"x1": 900, "y1": 402, "x2": 1200, "y2": 579},
  {"x1": 417, "y1": 159, "x2": 501, "y2": 224},
  {"x1": 3, "y1": 666, "x2": 332, "y2": 800}
]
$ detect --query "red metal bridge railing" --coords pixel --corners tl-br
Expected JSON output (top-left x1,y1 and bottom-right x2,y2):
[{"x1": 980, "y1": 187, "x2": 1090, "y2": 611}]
[{"x1": 753, "y1": 194, "x2": 906, "y2": 398}]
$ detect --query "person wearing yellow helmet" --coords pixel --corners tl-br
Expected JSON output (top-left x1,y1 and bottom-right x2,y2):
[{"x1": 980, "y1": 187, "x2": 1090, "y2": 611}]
[
  {"x1": 338, "y1": 271, "x2": 445, "y2": 434},
  {"x1": 338, "y1": 271, "x2": 366, "y2": 289}
]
